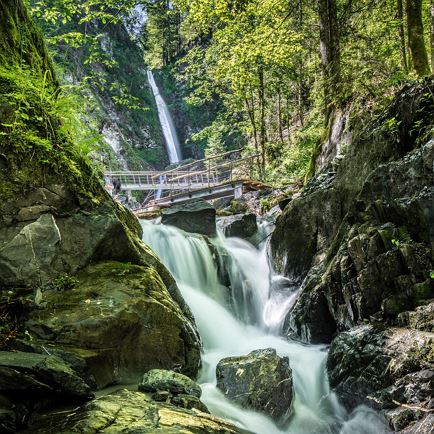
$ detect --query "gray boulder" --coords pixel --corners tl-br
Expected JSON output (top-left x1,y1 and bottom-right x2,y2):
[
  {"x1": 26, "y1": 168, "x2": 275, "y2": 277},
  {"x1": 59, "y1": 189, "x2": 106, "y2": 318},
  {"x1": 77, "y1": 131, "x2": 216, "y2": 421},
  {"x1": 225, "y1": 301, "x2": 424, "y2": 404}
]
[
  {"x1": 161, "y1": 200, "x2": 216, "y2": 236},
  {"x1": 216, "y1": 348, "x2": 293, "y2": 423}
]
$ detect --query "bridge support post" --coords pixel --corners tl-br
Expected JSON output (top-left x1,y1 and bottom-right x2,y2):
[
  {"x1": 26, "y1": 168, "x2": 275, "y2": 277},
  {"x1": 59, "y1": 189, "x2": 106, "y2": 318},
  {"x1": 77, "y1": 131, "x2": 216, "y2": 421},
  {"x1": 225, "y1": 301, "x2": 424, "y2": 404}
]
[{"x1": 234, "y1": 183, "x2": 243, "y2": 199}]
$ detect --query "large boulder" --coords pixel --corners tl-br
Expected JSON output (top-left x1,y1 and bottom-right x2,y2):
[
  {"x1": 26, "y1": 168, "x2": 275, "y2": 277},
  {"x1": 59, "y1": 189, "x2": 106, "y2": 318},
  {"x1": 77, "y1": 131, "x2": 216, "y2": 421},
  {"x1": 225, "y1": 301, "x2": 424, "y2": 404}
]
[
  {"x1": 327, "y1": 326, "x2": 434, "y2": 432},
  {"x1": 219, "y1": 214, "x2": 257, "y2": 239},
  {"x1": 22, "y1": 389, "x2": 248, "y2": 434},
  {"x1": 216, "y1": 348, "x2": 293, "y2": 424},
  {"x1": 26, "y1": 262, "x2": 201, "y2": 388},
  {"x1": 161, "y1": 200, "x2": 217, "y2": 236}
]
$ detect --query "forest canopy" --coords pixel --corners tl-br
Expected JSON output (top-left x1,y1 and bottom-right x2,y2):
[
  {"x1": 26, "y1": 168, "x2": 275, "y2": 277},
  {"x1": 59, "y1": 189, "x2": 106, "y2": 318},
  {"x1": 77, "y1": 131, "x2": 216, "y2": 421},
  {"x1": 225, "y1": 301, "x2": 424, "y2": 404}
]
[{"x1": 28, "y1": 0, "x2": 434, "y2": 183}]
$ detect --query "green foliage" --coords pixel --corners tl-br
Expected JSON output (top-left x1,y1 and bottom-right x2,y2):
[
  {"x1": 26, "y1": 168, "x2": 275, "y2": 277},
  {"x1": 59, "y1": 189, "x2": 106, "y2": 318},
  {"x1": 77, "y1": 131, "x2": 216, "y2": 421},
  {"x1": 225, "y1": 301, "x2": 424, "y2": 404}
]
[
  {"x1": 0, "y1": 64, "x2": 103, "y2": 201},
  {"x1": 144, "y1": 0, "x2": 434, "y2": 183},
  {"x1": 41, "y1": 273, "x2": 79, "y2": 292}
]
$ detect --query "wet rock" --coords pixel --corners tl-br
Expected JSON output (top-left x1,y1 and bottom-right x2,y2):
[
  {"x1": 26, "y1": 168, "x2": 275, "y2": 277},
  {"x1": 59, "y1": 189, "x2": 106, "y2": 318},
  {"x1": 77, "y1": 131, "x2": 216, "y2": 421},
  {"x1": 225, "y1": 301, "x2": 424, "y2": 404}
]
[
  {"x1": 26, "y1": 262, "x2": 201, "y2": 388},
  {"x1": 23, "y1": 389, "x2": 247, "y2": 434},
  {"x1": 139, "y1": 369, "x2": 207, "y2": 413},
  {"x1": 0, "y1": 351, "x2": 92, "y2": 398},
  {"x1": 219, "y1": 213, "x2": 257, "y2": 239},
  {"x1": 216, "y1": 348, "x2": 293, "y2": 423},
  {"x1": 139, "y1": 369, "x2": 202, "y2": 398},
  {"x1": 327, "y1": 326, "x2": 434, "y2": 431},
  {"x1": 162, "y1": 199, "x2": 217, "y2": 237},
  {"x1": 271, "y1": 187, "x2": 343, "y2": 284}
]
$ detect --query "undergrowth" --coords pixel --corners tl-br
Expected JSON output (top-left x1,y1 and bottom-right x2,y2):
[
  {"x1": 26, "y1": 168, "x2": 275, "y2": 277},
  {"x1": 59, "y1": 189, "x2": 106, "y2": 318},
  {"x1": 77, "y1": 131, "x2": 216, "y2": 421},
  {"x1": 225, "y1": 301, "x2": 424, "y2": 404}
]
[{"x1": 0, "y1": 64, "x2": 104, "y2": 201}]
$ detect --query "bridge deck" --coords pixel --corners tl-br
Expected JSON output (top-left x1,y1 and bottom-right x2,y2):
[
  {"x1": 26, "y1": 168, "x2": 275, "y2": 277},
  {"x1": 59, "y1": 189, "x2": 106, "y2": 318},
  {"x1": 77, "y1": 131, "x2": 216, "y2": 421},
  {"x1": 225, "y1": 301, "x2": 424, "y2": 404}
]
[{"x1": 104, "y1": 150, "x2": 265, "y2": 210}]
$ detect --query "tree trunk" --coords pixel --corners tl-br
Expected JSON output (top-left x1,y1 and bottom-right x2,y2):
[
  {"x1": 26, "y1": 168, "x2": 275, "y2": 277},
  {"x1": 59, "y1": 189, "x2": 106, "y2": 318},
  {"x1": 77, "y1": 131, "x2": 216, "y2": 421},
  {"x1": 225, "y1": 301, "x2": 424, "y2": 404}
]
[
  {"x1": 431, "y1": 0, "x2": 434, "y2": 70},
  {"x1": 258, "y1": 66, "x2": 266, "y2": 176},
  {"x1": 245, "y1": 93, "x2": 262, "y2": 176},
  {"x1": 297, "y1": 0, "x2": 305, "y2": 126},
  {"x1": 406, "y1": 0, "x2": 430, "y2": 76},
  {"x1": 317, "y1": 0, "x2": 340, "y2": 126},
  {"x1": 397, "y1": 0, "x2": 408, "y2": 72},
  {"x1": 277, "y1": 92, "x2": 284, "y2": 144}
]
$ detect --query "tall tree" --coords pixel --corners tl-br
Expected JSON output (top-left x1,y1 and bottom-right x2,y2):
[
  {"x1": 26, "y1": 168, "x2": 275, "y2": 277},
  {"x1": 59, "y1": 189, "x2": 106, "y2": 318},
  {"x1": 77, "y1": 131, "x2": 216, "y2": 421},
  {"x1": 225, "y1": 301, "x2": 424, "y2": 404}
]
[
  {"x1": 317, "y1": 0, "x2": 340, "y2": 126},
  {"x1": 406, "y1": 0, "x2": 430, "y2": 76},
  {"x1": 397, "y1": 0, "x2": 408, "y2": 72},
  {"x1": 431, "y1": 0, "x2": 434, "y2": 70}
]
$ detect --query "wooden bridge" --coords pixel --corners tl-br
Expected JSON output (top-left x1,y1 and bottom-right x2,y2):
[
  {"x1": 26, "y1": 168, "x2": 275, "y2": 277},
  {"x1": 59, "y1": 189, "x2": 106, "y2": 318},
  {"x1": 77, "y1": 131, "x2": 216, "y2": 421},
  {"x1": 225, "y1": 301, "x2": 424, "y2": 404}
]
[{"x1": 104, "y1": 150, "x2": 266, "y2": 210}]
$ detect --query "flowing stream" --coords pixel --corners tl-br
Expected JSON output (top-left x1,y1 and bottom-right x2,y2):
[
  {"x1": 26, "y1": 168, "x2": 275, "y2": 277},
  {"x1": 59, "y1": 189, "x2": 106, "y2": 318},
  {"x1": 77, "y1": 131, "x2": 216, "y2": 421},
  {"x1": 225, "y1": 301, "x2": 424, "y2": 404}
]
[
  {"x1": 141, "y1": 220, "x2": 389, "y2": 434},
  {"x1": 147, "y1": 70, "x2": 182, "y2": 164}
]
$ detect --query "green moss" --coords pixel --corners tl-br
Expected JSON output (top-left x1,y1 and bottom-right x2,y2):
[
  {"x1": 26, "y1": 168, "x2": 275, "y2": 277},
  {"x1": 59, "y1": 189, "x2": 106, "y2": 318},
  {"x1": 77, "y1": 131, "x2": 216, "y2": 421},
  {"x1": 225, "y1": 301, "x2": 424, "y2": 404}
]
[{"x1": 0, "y1": 1, "x2": 106, "y2": 204}]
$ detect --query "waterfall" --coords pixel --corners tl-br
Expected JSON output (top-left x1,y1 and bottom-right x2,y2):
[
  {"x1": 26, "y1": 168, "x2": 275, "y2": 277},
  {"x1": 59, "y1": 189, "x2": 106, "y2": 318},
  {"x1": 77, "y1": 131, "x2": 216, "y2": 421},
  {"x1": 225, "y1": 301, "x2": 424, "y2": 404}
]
[
  {"x1": 147, "y1": 70, "x2": 183, "y2": 164},
  {"x1": 141, "y1": 220, "x2": 389, "y2": 434}
]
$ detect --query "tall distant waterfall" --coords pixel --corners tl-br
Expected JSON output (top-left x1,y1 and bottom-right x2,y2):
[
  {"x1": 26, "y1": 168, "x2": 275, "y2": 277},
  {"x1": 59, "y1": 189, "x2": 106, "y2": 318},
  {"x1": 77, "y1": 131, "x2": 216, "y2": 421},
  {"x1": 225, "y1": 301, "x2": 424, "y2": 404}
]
[
  {"x1": 141, "y1": 220, "x2": 389, "y2": 434},
  {"x1": 147, "y1": 70, "x2": 183, "y2": 164}
]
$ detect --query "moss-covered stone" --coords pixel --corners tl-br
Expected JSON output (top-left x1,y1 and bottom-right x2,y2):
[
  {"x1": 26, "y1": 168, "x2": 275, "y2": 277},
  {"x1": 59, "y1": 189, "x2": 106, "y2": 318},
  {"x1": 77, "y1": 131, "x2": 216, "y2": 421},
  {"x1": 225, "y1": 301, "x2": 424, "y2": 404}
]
[
  {"x1": 216, "y1": 348, "x2": 293, "y2": 425},
  {"x1": 26, "y1": 261, "x2": 201, "y2": 387},
  {"x1": 22, "y1": 389, "x2": 248, "y2": 434}
]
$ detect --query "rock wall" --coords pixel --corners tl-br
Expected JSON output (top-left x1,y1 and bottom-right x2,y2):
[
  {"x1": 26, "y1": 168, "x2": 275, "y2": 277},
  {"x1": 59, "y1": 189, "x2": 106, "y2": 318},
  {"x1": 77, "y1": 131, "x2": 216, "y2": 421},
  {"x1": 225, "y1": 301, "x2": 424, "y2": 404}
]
[{"x1": 271, "y1": 79, "x2": 434, "y2": 431}]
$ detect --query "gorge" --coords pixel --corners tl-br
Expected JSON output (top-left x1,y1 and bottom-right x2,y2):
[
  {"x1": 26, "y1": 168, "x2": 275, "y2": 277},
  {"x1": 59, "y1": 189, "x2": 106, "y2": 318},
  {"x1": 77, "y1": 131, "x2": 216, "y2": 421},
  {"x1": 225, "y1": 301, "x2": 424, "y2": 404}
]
[{"x1": 0, "y1": 0, "x2": 433, "y2": 433}]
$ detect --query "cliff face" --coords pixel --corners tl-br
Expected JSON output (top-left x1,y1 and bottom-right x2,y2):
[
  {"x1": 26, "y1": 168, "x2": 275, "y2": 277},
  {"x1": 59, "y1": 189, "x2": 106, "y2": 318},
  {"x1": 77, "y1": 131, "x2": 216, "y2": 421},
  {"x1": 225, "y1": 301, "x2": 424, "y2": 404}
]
[
  {"x1": 0, "y1": 2, "x2": 201, "y2": 431},
  {"x1": 30, "y1": 2, "x2": 169, "y2": 170},
  {"x1": 271, "y1": 79, "x2": 434, "y2": 432}
]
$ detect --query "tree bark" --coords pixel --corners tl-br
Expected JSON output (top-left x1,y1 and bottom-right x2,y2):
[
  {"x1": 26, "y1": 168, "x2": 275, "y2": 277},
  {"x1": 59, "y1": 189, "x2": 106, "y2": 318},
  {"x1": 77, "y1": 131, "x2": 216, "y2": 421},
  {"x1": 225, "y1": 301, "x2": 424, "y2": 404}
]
[
  {"x1": 431, "y1": 0, "x2": 434, "y2": 70},
  {"x1": 406, "y1": 0, "x2": 430, "y2": 76},
  {"x1": 277, "y1": 92, "x2": 284, "y2": 144},
  {"x1": 258, "y1": 66, "x2": 266, "y2": 175},
  {"x1": 397, "y1": 0, "x2": 408, "y2": 72},
  {"x1": 297, "y1": 0, "x2": 305, "y2": 126},
  {"x1": 317, "y1": 0, "x2": 340, "y2": 126}
]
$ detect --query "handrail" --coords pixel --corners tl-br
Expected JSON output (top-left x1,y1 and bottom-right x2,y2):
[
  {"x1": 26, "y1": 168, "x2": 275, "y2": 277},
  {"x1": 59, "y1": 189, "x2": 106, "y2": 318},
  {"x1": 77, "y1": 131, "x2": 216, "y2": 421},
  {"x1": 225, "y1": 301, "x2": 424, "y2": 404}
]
[
  {"x1": 168, "y1": 155, "x2": 258, "y2": 183},
  {"x1": 150, "y1": 148, "x2": 244, "y2": 180}
]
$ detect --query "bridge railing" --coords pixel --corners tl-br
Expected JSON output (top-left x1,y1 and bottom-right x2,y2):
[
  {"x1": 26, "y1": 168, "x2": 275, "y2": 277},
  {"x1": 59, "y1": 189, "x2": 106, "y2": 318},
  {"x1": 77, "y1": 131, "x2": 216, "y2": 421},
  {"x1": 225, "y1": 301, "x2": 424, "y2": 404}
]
[
  {"x1": 150, "y1": 148, "x2": 245, "y2": 183},
  {"x1": 104, "y1": 150, "x2": 261, "y2": 206},
  {"x1": 151, "y1": 153, "x2": 259, "y2": 205}
]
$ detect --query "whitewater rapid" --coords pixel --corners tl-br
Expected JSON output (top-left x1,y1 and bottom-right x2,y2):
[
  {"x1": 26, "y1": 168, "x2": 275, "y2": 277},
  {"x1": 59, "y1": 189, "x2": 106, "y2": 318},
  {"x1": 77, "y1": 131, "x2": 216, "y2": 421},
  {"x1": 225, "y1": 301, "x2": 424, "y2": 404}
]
[{"x1": 141, "y1": 220, "x2": 389, "y2": 434}]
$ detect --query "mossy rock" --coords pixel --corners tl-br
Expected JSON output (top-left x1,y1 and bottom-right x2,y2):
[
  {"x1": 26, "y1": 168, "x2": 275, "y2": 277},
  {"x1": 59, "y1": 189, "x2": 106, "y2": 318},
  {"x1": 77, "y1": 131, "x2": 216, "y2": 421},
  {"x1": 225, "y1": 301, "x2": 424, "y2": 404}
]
[
  {"x1": 139, "y1": 369, "x2": 201, "y2": 398},
  {"x1": 22, "y1": 389, "x2": 248, "y2": 434},
  {"x1": 216, "y1": 348, "x2": 293, "y2": 425},
  {"x1": 26, "y1": 261, "x2": 201, "y2": 387}
]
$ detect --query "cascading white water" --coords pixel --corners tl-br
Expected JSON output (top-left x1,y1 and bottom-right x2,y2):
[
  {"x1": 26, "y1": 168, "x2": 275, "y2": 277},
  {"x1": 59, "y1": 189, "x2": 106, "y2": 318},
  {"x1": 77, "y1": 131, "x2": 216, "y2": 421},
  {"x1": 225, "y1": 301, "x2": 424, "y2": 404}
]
[
  {"x1": 147, "y1": 70, "x2": 183, "y2": 164},
  {"x1": 141, "y1": 220, "x2": 389, "y2": 434}
]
